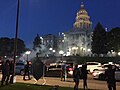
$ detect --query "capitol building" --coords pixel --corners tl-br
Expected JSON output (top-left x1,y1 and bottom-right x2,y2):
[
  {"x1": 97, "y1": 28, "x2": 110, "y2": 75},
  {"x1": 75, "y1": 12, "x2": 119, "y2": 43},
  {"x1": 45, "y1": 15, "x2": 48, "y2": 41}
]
[
  {"x1": 40, "y1": 3, "x2": 93, "y2": 57},
  {"x1": 59, "y1": 3, "x2": 92, "y2": 56}
]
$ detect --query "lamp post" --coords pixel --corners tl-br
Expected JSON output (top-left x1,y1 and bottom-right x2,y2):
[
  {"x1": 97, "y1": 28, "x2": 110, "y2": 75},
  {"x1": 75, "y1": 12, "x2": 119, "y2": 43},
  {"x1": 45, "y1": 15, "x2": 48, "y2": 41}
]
[
  {"x1": 49, "y1": 48, "x2": 53, "y2": 56},
  {"x1": 49, "y1": 48, "x2": 53, "y2": 51},
  {"x1": 52, "y1": 50, "x2": 55, "y2": 56},
  {"x1": 59, "y1": 50, "x2": 66, "y2": 81},
  {"x1": 25, "y1": 51, "x2": 31, "y2": 61},
  {"x1": 118, "y1": 52, "x2": 120, "y2": 56},
  {"x1": 87, "y1": 49, "x2": 91, "y2": 56},
  {"x1": 59, "y1": 50, "x2": 64, "y2": 62},
  {"x1": 72, "y1": 46, "x2": 78, "y2": 56},
  {"x1": 13, "y1": 0, "x2": 20, "y2": 84},
  {"x1": 4, "y1": 56, "x2": 7, "y2": 59},
  {"x1": 83, "y1": 48, "x2": 86, "y2": 56}
]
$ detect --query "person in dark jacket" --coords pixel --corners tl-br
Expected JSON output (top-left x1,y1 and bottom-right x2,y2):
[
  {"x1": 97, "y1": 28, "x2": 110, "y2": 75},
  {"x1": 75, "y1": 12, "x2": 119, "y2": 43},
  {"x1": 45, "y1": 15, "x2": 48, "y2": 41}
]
[
  {"x1": 81, "y1": 63, "x2": 88, "y2": 90},
  {"x1": 73, "y1": 64, "x2": 81, "y2": 90},
  {"x1": 1, "y1": 59, "x2": 10, "y2": 85},
  {"x1": 9, "y1": 60, "x2": 14, "y2": 84},
  {"x1": 23, "y1": 61, "x2": 31, "y2": 80},
  {"x1": 105, "y1": 64, "x2": 116, "y2": 90}
]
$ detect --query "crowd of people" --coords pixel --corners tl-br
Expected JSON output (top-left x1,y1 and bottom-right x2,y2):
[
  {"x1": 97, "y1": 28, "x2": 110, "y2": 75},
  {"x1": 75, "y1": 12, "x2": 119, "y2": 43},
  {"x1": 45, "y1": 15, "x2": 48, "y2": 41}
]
[
  {"x1": 1, "y1": 59, "x2": 14, "y2": 85},
  {"x1": 0, "y1": 59, "x2": 117, "y2": 90},
  {"x1": 72, "y1": 63, "x2": 117, "y2": 90},
  {"x1": 0, "y1": 59, "x2": 31, "y2": 85},
  {"x1": 73, "y1": 63, "x2": 88, "y2": 90}
]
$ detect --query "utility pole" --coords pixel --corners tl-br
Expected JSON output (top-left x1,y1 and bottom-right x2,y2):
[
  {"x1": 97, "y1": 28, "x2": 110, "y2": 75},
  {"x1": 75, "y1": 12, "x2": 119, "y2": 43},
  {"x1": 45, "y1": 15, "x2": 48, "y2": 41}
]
[{"x1": 13, "y1": 0, "x2": 20, "y2": 83}]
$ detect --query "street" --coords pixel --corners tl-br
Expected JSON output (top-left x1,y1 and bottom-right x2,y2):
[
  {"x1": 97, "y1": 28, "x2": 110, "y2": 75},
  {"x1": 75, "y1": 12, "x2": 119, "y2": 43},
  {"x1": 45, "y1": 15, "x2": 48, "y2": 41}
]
[{"x1": 0, "y1": 74, "x2": 120, "y2": 90}]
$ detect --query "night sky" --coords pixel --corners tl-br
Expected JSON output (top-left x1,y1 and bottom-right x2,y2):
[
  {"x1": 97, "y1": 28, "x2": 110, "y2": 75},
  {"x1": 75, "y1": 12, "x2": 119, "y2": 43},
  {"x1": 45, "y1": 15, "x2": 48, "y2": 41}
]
[{"x1": 0, "y1": 0, "x2": 120, "y2": 48}]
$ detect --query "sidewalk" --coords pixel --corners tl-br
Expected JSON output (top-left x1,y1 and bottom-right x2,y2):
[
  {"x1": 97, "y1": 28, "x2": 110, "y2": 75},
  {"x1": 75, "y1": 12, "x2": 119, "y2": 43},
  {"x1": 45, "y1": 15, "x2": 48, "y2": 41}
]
[
  {"x1": 0, "y1": 74, "x2": 120, "y2": 90},
  {"x1": 15, "y1": 76, "x2": 106, "y2": 90}
]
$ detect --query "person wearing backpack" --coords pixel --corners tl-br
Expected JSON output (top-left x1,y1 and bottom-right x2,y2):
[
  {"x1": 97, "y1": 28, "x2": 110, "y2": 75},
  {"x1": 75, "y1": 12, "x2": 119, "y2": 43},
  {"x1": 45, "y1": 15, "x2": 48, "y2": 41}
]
[{"x1": 73, "y1": 64, "x2": 81, "y2": 90}]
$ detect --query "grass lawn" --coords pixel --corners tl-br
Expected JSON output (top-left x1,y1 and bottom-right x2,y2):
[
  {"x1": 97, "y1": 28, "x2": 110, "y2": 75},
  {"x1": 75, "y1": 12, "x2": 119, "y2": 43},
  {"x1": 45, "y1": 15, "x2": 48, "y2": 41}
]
[{"x1": 0, "y1": 83, "x2": 94, "y2": 90}]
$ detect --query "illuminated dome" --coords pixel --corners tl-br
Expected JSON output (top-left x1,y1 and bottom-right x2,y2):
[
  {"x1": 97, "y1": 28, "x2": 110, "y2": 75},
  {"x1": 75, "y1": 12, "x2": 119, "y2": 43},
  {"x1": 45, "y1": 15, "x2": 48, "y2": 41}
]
[{"x1": 74, "y1": 3, "x2": 92, "y2": 29}]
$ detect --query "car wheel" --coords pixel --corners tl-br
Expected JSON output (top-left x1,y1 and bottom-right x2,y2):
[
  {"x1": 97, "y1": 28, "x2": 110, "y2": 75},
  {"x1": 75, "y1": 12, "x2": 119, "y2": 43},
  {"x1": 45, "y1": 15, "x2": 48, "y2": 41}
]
[{"x1": 20, "y1": 70, "x2": 24, "y2": 76}]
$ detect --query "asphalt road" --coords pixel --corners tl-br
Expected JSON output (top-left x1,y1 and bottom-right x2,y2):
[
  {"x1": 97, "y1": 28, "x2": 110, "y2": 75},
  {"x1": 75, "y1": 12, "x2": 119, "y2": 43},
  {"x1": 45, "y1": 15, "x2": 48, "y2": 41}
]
[{"x1": 0, "y1": 74, "x2": 120, "y2": 90}]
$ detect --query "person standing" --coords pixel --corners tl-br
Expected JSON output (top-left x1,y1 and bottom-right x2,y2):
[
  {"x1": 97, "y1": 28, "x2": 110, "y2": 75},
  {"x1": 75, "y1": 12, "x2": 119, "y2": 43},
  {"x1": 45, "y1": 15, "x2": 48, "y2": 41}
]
[
  {"x1": 105, "y1": 64, "x2": 116, "y2": 90},
  {"x1": 61, "y1": 64, "x2": 65, "y2": 81},
  {"x1": 81, "y1": 63, "x2": 88, "y2": 90},
  {"x1": 73, "y1": 64, "x2": 81, "y2": 90},
  {"x1": 1, "y1": 59, "x2": 10, "y2": 85},
  {"x1": 9, "y1": 60, "x2": 14, "y2": 84},
  {"x1": 23, "y1": 61, "x2": 31, "y2": 80}
]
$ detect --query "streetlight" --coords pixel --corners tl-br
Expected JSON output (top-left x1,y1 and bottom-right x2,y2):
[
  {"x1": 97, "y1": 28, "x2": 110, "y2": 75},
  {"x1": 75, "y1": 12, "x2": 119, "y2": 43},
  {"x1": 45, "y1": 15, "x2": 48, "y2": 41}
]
[
  {"x1": 4, "y1": 56, "x2": 7, "y2": 58},
  {"x1": 52, "y1": 50, "x2": 56, "y2": 56},
  {"x1": 59, "y1": 50, "x2": 64, "y2": 64},
  {"x1": 87, "y1": 49, "x2": 91, "y2": 56},
  {"x1": 25, "y1": 51, "x2": 31, "y2": 61},
  {"x1": 59, "y1": 50, "x2": 64, "y2": 61},
  {"x1": 13, "y1": 0, "x2": 20, "y2": 84},
  {"x1": 83, "y1": 48, "x2": 86, "y2": 56},
  {"x1": 49, "y1": 47, "x2": 52, "y2": 51},
  {"x1": 53, "y1": 50, "x2": 55, "y2": 53},
  {"x1": 59, "y1": 50, "x2": 65, "y2": 81},
  {"x1": 72, "y1": 46, "x2": 78, "y2": 55},
  {"x1": 49, "y1": 48, "x2": 53, "y2": 56},
  {"x1": 118, "y1": 52, "x2": 120, "y2": 56}
]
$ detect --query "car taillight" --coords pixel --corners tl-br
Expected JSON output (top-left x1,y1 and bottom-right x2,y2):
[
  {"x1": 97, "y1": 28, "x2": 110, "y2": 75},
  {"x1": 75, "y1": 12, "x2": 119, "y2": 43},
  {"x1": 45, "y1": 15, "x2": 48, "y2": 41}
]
[
  {"x1": 29, "y1": 61, "x2": 32, "y2": 65},
  {"x1": 68, "y1": 68, "x2": 73, "y2": 71}
]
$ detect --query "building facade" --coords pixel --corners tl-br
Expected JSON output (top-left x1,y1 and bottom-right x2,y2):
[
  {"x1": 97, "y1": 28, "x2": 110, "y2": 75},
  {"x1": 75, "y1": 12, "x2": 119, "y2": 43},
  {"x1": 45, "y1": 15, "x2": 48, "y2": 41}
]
[
  {"x1": 60, "y1": 3, "x2": 92, "y2": 56},
  {"x1": 42, "y1": 34, "x2": 59, "y2": 56}
]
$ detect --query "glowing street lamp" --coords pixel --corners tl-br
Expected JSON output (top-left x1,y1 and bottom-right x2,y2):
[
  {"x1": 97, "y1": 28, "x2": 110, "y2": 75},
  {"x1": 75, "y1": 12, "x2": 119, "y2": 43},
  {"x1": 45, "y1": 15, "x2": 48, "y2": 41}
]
[
  {"x1": 59, "y1": 50, "x2": 64, "y2": 56},
  {"x1": 83, "y1": 48, "x2": 86, "y2": 56},
  {"x1": 87, "y1": 49, "x2": 91, "y2": 52},
  {"x1": 59, "y1": 50, "x2": 64, "y2": 61},
  {"x1": 49, "y1": 48, "x2": 53, "y2": 51},
  {"x1": 4, "y1": 56, "x2": 7, "y2": 58},
  {"x1": 52, "y1": 50, "x2": 55, "y2": 53},
  {"x1": 118, "y1": 52, "x2": 120, "y2": 56},
  {"x1": 25, "y1": 51, "x2": 31, "y2": 61},
  {"x1": 49, "y1": 48, "x2": 53, "y2": 55},
  {"x1": 52, "y1": 50, "x2": 55, "y2": 56},
  {"x1": 87, "y1": 49, "x2": 91, "y2": 56},
  {"x1": 72, "y1": 46, "x2": 78, "y2": 55}
]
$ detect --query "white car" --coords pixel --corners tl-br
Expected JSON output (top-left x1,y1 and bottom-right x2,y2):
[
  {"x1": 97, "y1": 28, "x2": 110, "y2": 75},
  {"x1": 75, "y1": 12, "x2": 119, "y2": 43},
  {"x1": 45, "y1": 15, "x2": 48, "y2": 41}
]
[
  {"x1": 78, "y1": 62, "x2": 101, "y2": 73},
  {"x1": 92, "y1": 67, "x2": 120, "y2": 80},
  {"x1": 92, "y1": 68, "x2": 106, "y2": 80}
]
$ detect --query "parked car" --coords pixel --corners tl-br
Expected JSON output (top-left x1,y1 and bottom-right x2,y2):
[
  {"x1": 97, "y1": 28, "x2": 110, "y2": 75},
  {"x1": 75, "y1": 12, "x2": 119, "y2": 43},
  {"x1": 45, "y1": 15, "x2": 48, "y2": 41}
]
[
  {"x1": 15, "y1": 61, "x2": 32, "y2": 75},
  {"x1": 47, "y1": 63, "x2": 73, "y2": 77},
  {"x1": 92, "y1": 68, "x2": 106, "y2": 80},
  {"x1": 92, "y1": 65, "x2": 120, "y2": 80},
  {"x1": 78, "y1": 62, "x2": 101, "y2": 73},
  {"x1": 15, "y1": 62, "x2": 25, "y2": 75}
]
